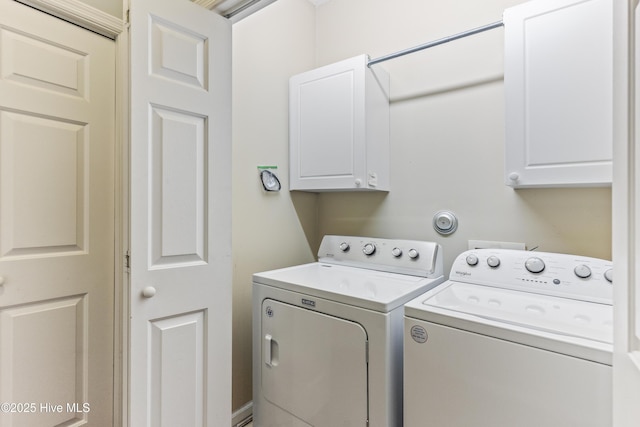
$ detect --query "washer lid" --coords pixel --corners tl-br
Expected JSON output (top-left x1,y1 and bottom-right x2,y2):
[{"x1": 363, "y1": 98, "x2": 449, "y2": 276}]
[
  {"x1": 420, "y1": 281, "x2": 612, "y2": 344},
  {"x1": 404, "y1": 281, "x2": 613, "y2": 364},
  {"x1": 253, "y1": 262, "x2": 444, "y2": 312}
]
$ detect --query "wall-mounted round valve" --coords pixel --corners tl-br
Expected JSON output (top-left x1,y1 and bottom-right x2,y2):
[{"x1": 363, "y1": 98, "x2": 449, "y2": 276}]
[{"x1": 433, "y1": 210, "x2": 458, "y2": 235}]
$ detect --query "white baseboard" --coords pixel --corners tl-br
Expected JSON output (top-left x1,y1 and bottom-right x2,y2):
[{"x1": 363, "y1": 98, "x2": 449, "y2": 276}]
[{"x1": 232, "y1": 401, "x2": 253, "y2": 427}]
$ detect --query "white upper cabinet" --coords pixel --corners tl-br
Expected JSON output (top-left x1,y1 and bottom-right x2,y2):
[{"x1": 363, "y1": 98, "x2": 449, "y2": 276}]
[
  {"x1": 289, "y1": 55, "x2": 390, "y2": 192},
  {"x1": 504, "y1": 0, "x2": 612, "y2": 188}
]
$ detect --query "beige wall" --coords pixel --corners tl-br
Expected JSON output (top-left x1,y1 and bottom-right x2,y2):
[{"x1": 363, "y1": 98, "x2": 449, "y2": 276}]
[
  {"x1": 314, "y1": 0, "x2": 612, "y2": 274},
  {"x1": 83, "y1": 0, "x2": 121, "y2": 18},
  {"x1": 231, "y1": 0, "x2": 318, "y2": 411},
  {"x1": 231, "y1": 0, "x2": 613, "y2": 413}
]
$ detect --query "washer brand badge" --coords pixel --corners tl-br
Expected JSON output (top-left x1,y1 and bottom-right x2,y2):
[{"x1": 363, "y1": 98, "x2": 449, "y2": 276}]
[
  {"x1": 265, "y1": 306, "x2": 274, "y2": 317},
  {"x1": 455, "y1": 270, "x2": 471, "y2": 276},
  {"x1": 301, "y1": 298, "x2": 316, "y2": 308},
  {"x1": 410, "y1": 325, "x2": 428, "y2": 344}
]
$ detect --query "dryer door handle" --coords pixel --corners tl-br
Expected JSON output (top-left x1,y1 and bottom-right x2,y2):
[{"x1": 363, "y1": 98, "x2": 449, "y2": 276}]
[{"x1": 264, "y1": 334, "x2": 278, "y2": 367}]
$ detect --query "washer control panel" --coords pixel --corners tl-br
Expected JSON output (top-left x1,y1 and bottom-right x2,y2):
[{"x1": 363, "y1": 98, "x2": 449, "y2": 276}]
[
  {"x1": 450, "y1": 249, "x2": 612, "y2": 304},
  {"x1": 318, "y1": 235, "x2": 443, "y2": 278}
]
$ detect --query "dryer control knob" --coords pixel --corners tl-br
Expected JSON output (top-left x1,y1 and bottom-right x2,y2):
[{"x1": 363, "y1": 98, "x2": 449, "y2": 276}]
[
  {"x1": 604, "y1": 268, "x2": 613, "y2": 283},
  {"x1": 408, "y1": 249, "x2": 419, "y2": 259},
  {"x1": 391, "y1": 247, "x2": 403, "y2": 257},
  {"x1": 525, "y1": 257, "x2": 545, "y2": 274},
  {"x1": 574, "y1": 264, "x2": 592, "y2": 279},
  {"x1": 339, "y1": 242, "x2": 350, "y2": 252},
  {"x1": 487, "y1": 256, "x2": 501, "y2": 268},
  {"x1": 466, "y1": 254, "x2": 479, "y2": 266},
  {"x1": 363, "y1": 243, "x2": 376, "y2": 256}
]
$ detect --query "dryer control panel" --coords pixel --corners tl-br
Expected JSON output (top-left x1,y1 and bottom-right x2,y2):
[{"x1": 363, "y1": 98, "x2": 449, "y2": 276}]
[
  {"x1": 318, "y1": 235, "x2": 443, "y2": 278},
  {"x1": 449, "y1": 249, "x2": 612, "y2": 304}
]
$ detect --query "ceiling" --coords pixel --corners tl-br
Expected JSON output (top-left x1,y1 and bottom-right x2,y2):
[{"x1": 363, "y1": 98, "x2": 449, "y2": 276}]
[{"x1": 192, "y1": 0, "x2": 279, "y2": 22}]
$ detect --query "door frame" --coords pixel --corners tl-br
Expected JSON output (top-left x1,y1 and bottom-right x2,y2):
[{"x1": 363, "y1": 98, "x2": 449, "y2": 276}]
[{"x1": 612, "y1": 0, "x2": 640, "y2": 424}]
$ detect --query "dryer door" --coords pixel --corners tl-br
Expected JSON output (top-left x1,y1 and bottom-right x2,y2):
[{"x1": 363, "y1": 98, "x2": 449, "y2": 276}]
[{"x1": 262, "y1": 299, "x2": 368, "y2": 426}]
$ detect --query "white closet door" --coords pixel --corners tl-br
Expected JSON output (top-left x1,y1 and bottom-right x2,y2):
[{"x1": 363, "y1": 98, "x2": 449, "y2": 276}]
[
  {"x1": 0, "y1": 0, "x2": 115, "y2": 425},
  {"x1": 261, "y1": 299, "x2": 368, "y2": 426},
  {"x1": 129, "y1": 0, "x2": 232, "y2": 425}
]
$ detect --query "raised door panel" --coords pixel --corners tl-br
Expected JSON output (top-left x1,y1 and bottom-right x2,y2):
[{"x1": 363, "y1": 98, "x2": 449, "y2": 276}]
[
  {"x1": 0, "y1": 111, "x2": 87, "y2": 256},
  {"x1": 150, "y1": 106, "x2": 207, "y2": 267},
  {"x1": 149, "y1": 312, "x2": 205, "y2": 426},
  {"x1": 298, "y1": 70, "x2": 357, "y2": 179},
  {"x1": 504, "y1": 0, "x2": 613, "y2": 188},
  {"x1": 261, "y1": 299, "x2": 368, "y2": 426},
  {"x1": 0, "y1": 297, "x2": 88, "y2": 426}
]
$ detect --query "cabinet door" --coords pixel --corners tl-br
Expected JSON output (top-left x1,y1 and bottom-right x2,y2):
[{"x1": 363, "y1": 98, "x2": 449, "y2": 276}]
[
  {"x1": 289, "y1": 55, "x2": 389, "y2": 192},
  {"x1": 504, "y1": 0, "x2": 612, "y2": 188},
  {"x1": 261, "y1": 299, "x2": 368, "y2": 426},
  {"x1": 290, "y1": 56, "x2": 367, "y2": 191}
]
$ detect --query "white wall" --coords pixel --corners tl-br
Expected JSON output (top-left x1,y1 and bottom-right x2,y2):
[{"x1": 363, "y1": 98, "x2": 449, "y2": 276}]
[
  {"x1": 231, "y1": 0, "x2": 613, "y2": 413},
  {"x1": 231, "y1": 0, "x2": 317, "y2": 411}
]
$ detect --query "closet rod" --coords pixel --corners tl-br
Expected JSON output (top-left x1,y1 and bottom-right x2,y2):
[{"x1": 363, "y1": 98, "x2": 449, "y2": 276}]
[{"x1": 368, "y1": 20, "x2": 504, "y2": 67}]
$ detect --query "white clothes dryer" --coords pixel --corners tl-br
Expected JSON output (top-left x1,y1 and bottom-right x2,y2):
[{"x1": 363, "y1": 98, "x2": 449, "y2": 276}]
[
  {"x1": 253, "y1": 235, "x2": 444, "y2": 427},
  {"x1": 404, "y1": 249, "x2": 613, "y2": 427}
]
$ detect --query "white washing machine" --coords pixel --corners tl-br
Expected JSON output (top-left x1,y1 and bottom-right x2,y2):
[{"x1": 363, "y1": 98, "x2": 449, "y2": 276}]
[
  {"x1": 404, "y1": 249, "x2": 613, "y2": 427},
  {"x1": 252, "y1": 235, "x2": 445, "y2": 427}
]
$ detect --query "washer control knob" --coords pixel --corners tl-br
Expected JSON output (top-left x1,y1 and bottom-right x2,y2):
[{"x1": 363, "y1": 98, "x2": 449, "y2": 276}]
[
  {"x1": 604, "y1": 268, "x2": 613, "y2": 283},
  {"x1": 487, "y1": 256, "x2": 501, "y2": 268},
  {"x1": 363, "y1": 243, "x2": 376, "y2": 256},
  {"x1": 391, "y1": 247, "x2": 403, "y2": 257},
  {"x1": 339, "y1": 242, "x2": 350, "y2": 252},
  {"x1": 574, "y1": 264, "x2": 592, "y2": 279},
  {"x1": 466, "y1": 254, "x2": 479, "y2": 266},
  {"x1": 408, "y1": 249, "x2": 419, "y2": 259},
  {"x1": 525, "y1": 257, "x2": 546, "y2": 274}
]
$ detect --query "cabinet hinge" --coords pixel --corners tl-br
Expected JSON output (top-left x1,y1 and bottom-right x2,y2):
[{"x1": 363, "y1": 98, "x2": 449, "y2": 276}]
[{"x1": 125, "y1": 9, "x2": 130, "y2": 28}]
